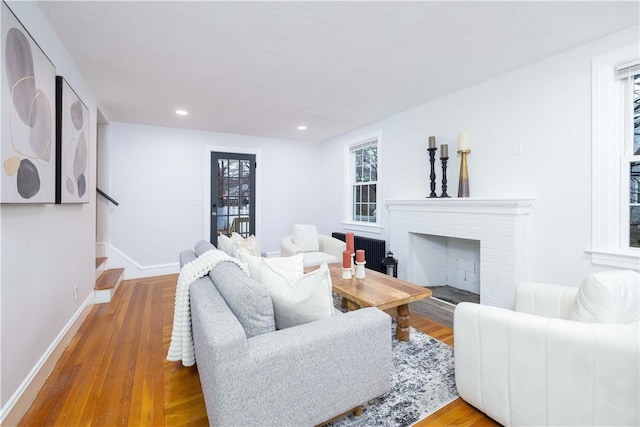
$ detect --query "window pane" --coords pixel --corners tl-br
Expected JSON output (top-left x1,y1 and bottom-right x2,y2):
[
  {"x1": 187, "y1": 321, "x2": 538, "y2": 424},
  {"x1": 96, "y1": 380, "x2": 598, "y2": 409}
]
[
  {"x1": 355, "y1": 164, "x2": 363, "y2": 182},
  {"x1": 241, "y1": 160, "x2": 251, "y2": 177},
  {"x1": 219, "y1": 159, "x2": 228, "y2": 177},
  {"x1": 369, "y1": 203, "x2": 377, "y2": 222},
  {"x1": 229, "y1": 160, "x2": 239, "y2": 178},
  {"x1": 631, "y1": 162, "x2": 640, "y2": 203},
  {"x1": 354, "y1": 185, "x2": 361, "y2": 203},
  {"x1": 370, "y1": 184, "x2": 377, "y2": 203},
  {"x1": 631, "y1": 206, "x2": 640, "y2": 248},
  {"x1": 228, "y1": 178, "x2": 239, "y2": 199},
  {"x1": 362, "y1": 164, "x2": 371, "y2": 182},
  {"x1": 362, "y1": 185, "x2": 369, "y2": 203}
]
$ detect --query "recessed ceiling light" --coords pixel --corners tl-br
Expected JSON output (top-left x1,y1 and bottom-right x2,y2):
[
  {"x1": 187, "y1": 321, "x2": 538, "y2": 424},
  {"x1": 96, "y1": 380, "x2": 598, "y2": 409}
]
[
  {"x1": 297, "y1": 125, "x2": 307, "y2": 130},
  {"x1": 175, "y1": 109, "x2": 188, "y2": 116}
]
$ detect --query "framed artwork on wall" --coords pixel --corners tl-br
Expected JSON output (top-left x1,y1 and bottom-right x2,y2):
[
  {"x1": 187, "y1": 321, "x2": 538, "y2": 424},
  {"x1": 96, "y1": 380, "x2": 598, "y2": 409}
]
[
  {"x1": 1, "y1": 1, "x2": 56, "y2": 203},
  {"x1": 55, "y1": 76, "x2": 89, "y2": 204}
]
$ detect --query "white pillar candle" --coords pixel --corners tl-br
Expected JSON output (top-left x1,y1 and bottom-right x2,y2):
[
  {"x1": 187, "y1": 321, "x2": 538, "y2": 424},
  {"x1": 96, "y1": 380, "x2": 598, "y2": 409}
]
[
  {"x1": 458, "y1": 132, "x2": 470, "y2": 151},
  {"x1": 428, "y1": 136, "x2": 436, "y2": 149},
  {"x1": 440, "y1": 144, "x2": 448, "y2": 158}
]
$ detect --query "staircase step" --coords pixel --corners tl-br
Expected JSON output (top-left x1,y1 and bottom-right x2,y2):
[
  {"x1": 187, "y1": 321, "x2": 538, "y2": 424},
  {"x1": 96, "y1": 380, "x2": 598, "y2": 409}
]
[
  {"x1": 95, "y1": 268, "x2": 125, "y2": 304},
  {"x1": 96, "y1": 257, "x2": 108, "y2": 269},
  {"x1": 96, "y1": 268, "x2": 124, "y2": 290}
]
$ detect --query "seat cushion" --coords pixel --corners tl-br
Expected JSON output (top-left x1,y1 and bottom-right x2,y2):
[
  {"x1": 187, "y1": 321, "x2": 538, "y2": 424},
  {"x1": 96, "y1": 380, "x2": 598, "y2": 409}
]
[
  {"x1": 571, "y1": 270, "x2": 640, "y2": 324},
  {"x1": 292, "y1": 224, "x2": 320, "y2": 252},
  {"x1": 302, "y1": 251, "x2": 340, "y2": 268},
  {"x1": 209, "y1": 262, "x2": 276, "y2": 338}
]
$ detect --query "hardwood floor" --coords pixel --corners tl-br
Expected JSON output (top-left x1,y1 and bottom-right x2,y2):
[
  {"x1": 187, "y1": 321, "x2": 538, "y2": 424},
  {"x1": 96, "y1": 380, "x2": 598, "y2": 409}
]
[{"x1": 18, "y1": 274, "x2": 497, "y2": 426}]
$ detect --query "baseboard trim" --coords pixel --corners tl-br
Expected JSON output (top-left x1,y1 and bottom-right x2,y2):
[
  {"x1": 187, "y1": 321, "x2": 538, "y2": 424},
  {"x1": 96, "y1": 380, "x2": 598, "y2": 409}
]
[
  {"x1": 108, "y1": 244, "x2": 179, "y2": 279},
  {"x1": 0, "y1": 291, "x2": 95, "y2": 425}
]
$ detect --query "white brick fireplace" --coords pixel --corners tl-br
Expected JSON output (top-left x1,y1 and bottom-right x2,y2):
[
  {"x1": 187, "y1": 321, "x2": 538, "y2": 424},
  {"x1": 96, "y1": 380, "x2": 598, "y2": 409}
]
[{"x1": 386, "y1": 198, "x2": 534, "y2": 309}]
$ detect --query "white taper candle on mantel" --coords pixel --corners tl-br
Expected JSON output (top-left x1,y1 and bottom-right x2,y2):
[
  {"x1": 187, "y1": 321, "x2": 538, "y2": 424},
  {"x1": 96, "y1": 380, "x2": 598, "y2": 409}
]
[{"x1": 458, "y1": 132, "x2": 470, "y2": 151}]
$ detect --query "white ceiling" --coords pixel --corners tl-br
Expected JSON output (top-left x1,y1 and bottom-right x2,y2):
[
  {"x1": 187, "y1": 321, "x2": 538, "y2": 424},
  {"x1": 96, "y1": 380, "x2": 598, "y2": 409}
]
[{"x1": 37, "y1": 1, "x2": 639, "y2": 142}]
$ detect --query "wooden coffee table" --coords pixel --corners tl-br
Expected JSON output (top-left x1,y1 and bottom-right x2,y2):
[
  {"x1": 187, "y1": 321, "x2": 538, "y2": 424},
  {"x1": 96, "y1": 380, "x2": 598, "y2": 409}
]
[{"x1": 326, "y1": 263, "x2": 432, "y2": 341}]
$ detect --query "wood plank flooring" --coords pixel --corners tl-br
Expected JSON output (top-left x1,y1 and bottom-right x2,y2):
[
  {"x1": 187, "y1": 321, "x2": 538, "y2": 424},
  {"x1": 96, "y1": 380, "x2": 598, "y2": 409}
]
[{"x1": 18, "y1": 274, "x2": 497, "y2": 426}]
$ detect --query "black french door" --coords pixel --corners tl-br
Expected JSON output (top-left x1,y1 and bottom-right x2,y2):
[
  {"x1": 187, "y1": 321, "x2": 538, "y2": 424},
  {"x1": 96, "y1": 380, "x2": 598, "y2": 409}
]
[{"x1": 210, "y1": 152, "x2": 256, "y2": 246}]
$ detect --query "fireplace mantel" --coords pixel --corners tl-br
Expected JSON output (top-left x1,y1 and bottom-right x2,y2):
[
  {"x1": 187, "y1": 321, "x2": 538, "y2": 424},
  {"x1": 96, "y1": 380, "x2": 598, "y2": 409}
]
[
  {"x1": 386, "y1": 197, "x2": 535, "y2": 309},
  {"x1": 385, "y1": 198, "x2": 535, "y2": 215}
]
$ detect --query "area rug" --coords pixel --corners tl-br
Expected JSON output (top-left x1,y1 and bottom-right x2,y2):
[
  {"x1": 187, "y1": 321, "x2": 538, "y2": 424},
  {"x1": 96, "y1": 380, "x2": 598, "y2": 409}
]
[{"x1": 329, "y1": 297, "x2": 459, "y2": 426}]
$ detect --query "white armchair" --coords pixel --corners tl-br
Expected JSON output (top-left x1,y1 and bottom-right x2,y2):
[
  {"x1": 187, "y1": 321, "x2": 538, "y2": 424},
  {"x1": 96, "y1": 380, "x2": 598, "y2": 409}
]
[
  {"x1": 280, "y1": 224, "x2": 346, "y2": 268},
  {"x1": 454, "y1": 270, "x2": 640, "y2": 426}
]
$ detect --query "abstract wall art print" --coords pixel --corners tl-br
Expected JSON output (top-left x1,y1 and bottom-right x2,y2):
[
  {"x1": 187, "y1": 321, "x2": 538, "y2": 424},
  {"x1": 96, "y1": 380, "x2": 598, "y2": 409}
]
[
  {"x1": 55, "y1": 76, "x2": 89, "y2": 204},
  {"x1": 1, "y1": 2, "x2": 56, "y2": 203}
]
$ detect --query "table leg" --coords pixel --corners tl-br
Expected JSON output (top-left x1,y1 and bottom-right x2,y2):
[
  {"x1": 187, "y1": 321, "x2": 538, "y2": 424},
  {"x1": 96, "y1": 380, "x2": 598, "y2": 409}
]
[
  {"x1": 345, "y1": 298, "x2": 360, "y2": 311},
  {"x1": 396, "y1": 304, "x2": 410, "y2": 341}
]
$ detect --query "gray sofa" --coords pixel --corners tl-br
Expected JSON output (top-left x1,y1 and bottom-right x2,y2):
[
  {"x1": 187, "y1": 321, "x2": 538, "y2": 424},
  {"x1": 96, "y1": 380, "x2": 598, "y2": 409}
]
[{"x1": 180, "y1": 240, "x2": 392, "y2": 426}]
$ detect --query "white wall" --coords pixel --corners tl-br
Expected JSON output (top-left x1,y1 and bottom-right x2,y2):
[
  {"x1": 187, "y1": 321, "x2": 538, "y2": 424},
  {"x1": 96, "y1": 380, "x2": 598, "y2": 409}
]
[
  {"x1": 320, "y1": 25, "x2": 640, "y2": 287},
  {"x1": 0, "y1": 1, "x2": 98, "y2": 418},
  {"x1": 107, "y1": 122, "x2": 321, "y2": 277}
]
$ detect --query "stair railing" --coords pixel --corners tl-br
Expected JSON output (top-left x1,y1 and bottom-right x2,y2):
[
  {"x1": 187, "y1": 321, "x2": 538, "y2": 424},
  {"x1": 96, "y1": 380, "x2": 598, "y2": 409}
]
[{"x1": 97, "y1": 188, "x2": 119, "y2": 206}]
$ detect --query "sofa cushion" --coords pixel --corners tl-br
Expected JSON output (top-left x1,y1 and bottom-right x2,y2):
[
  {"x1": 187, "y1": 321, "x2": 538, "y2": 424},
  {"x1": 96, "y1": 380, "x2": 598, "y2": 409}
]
[
  {"x1": 209, "y1": 262, "x2": 276, "y2": 337},
  {"x1": 571, "y1": 270, "x2": 640, "y2": 324},
  {"x1": 194, "y1": 240, "x2": 216, "y2": 257},
  {"x1": 292, "y1": 224, "x2": 320, "y2": 252},
  {"x1": 260, "y1": 260, "x2": 334, "y2": 329}
]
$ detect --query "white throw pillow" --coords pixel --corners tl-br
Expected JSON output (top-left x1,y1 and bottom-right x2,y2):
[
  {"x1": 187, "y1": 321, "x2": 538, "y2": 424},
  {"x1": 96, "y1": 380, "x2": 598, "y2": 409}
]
[
  {"x1": 239, "y1": 253, "x2": 263, "y2": 282},
  {"x1": 292, "y1": 224, "x2": 320, "y2": 252},
  {"x1": 217, "y1": 234, "x2": 234, "y2": 256},
  {"x1": 571, "y1": 270, "x2": 640, "y2": 324},
  {"x1": 260, "y1": 260, "x2": 334, "y2": 329},
  {"x1": 242, "y1": 253, "x2": 304, "y2": 283},
  {"x1": 234, "y1": 234, "x2": 259, "y2": 258}
]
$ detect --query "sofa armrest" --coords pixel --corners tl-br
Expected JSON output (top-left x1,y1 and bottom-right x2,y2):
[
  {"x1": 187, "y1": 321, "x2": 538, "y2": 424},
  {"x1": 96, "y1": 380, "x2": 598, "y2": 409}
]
[
  {"x1": 280, "y1": 234, "x2": 302, "y2": 257},
  {"x1": 318, "y1": 234, "x2": 347, "y2": 259},
  {"x1": 204, "y1": 308, "x2": 392, "y2": 426},
  {"x1": 454, "y1": 302, "x2": 640, "y2": 427},
  {"x1": 515, "y1": 282, "x2": 578, "y2": 319}
]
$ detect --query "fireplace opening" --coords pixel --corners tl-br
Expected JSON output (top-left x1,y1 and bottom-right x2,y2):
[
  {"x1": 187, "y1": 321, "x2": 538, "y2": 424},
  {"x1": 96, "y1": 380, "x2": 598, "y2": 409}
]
[{"x1": 410, "y1": 233, "x2": 481, "y2": 305}]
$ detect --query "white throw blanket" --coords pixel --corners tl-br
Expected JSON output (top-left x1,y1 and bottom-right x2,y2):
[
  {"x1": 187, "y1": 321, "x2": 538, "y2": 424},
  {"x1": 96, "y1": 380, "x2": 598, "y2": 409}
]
[{"x1": 167, "y1": 249, "x2": 249, "y2": 366}]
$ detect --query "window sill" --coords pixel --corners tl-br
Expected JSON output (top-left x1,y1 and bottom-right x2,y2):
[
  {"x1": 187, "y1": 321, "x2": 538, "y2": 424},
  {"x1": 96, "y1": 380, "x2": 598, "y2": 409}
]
[
  {"x1": 586, "y1": 248, "x2": 640, "y2": 270},
  {"x1": 342, "y1": 221, "x2": 383, "y2": 234}
]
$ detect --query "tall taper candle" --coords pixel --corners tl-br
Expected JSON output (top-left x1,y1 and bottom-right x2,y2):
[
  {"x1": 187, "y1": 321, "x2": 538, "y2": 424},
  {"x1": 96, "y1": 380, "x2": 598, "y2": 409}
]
[
  {"x1": 441, "y1": 144, "x2": 448, "y2": 158},
  {"x1": 428, "y1": 136, "x2": 436, "y2": 149}
]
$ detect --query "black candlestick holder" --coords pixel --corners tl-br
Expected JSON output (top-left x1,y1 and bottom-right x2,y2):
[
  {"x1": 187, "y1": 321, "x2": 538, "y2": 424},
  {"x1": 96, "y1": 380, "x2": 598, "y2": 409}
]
[
  {"x1": 440, "y1": 156, "x2": 451, "y2": 198},
  {"x1": 427, "y1": 147, "x2": 437, "y2": 198}
]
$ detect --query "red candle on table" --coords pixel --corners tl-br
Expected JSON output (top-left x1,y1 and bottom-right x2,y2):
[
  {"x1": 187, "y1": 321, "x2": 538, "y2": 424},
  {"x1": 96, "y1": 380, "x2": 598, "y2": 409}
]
[
  {"x1": 343, "y1": 250, "x2": 351, "y2": 268},
  {"x1": 346, "y1": 232, "x2": 354, "y2": 253},
  {"x1": 356, "y1": 249, "x2": 365, "y2": 263}
]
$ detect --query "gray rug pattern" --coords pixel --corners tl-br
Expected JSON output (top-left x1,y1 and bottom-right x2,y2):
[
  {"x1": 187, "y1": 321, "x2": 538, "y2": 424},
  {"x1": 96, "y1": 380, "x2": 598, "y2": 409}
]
[{"x1": 329, "y1": 296, "x2": 459, "y2": 426}]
